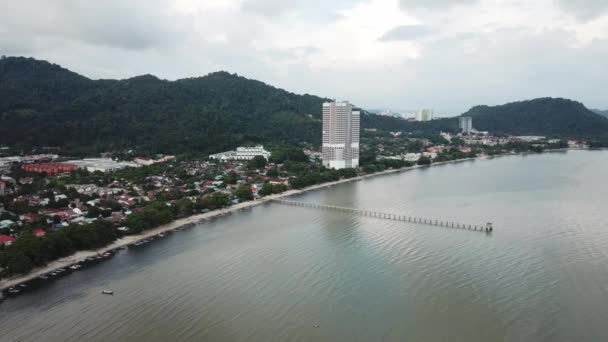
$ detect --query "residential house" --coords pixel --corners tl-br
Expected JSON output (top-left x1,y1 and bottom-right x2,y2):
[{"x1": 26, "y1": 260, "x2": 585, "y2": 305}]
[{"x1": 0, "y1": 234, "x2": 16, "y2": 246}]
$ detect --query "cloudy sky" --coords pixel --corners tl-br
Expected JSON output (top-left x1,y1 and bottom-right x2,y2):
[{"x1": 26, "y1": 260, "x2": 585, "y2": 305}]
[{"x1": 2, "y1": 0, "x2": 607, "y2": 114}]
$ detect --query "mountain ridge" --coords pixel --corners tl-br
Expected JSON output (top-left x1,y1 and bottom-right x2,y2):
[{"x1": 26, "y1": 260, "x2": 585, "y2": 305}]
[
  {"x1": 461, "y1": 98, "x2": 608, "y2": 137},
  {"x1": 1, "y1": 56, "x2": 607, "y2": 154}
]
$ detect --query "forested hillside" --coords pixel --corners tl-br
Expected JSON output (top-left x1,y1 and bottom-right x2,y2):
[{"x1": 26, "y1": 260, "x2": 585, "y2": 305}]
[
  {"x1": 1, "y1": 57, "x2": 420, "y2": 155},
  {"x1": 2, "y1": 57, "x2": 607, "y2": 155},
  {"x1": 462, "y1": 98, "x2": 608, "y2": 138}
]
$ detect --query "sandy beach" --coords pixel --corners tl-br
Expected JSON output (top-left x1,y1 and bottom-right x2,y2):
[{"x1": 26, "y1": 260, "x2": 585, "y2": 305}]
[{"x1": 0, "y1": 151, "x2": 547, "y2": 292}]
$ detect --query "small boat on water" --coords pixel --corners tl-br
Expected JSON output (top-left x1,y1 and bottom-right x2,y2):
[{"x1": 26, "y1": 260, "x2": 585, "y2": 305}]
[
  {"x1": 7, "y1": 287, "x2": 21, "y2": 296},
  {"x1": 101, "y1": 290, "x2": 114, "y2": 295}
]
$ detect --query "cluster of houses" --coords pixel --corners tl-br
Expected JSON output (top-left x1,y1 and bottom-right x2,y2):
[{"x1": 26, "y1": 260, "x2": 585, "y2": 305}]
[{"x1": 0, "y1": 149, "x2": 289, "y2": 247}]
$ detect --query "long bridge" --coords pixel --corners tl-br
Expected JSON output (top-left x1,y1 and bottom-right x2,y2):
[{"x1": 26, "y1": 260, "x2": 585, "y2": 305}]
[{"x1": 272, "y1": 199, "x2": 493, "y2": 233}]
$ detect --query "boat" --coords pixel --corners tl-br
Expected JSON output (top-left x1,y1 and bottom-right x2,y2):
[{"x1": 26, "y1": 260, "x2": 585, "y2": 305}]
[
  {"x1": 38, "y1": 274, "x2": 49, "y2": 280},
  {"x1": 7, "y1": 287, "x2": 21, "y2": 296},
  {"x1": 101, "y1": 290, "x2": 114, "y2": 295}
]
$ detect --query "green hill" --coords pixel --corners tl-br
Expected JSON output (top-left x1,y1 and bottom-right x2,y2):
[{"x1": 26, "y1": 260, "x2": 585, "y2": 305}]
[
  {"x1": 0, "y1": 56, "x2": 416, "y2": 155},
  {"x1": 592, "y1": 109, "x2": 608, "y2": 119},
  {"x1": 462, "y1": 98, "x2": 608, "y2": 138},
  {"x1": 2, "y1": 57, "x2": 607, "y2": 155}
]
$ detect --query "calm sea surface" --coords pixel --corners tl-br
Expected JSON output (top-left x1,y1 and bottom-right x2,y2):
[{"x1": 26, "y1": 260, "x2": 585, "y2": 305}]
[{"x1": 1, "y1": 150, "x2": 608, "y2": 341}]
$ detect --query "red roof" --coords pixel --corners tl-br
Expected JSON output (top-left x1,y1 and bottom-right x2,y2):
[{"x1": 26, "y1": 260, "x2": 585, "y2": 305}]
[
  {"x1": 0, "y1": 234, "x2": 16, "y2": 245},
  {"x1": 33, "y1": 229, "x2": 46, "y2": 237}
]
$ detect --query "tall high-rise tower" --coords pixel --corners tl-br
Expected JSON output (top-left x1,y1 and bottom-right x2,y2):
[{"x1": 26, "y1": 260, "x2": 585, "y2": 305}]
[
  {"x1": 416, "y1": 109, "x2": 434, "y2": 121},
  {"x1": 459, "y1": 116, "x2": 473, "y2": 134},
  {"x1": 322, "y1": 101, "x2": 360, "y2": 169}
]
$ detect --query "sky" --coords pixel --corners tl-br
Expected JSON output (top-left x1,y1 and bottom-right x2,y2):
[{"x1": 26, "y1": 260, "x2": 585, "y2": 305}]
[{"x1": 1, "y1": 0, "x2": 607, "y2": 115}]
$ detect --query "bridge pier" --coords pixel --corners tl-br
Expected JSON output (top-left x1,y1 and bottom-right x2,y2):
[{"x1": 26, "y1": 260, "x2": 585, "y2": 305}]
[{"x1": 273, "y1": 200, "x2": 490, "y2": 233}]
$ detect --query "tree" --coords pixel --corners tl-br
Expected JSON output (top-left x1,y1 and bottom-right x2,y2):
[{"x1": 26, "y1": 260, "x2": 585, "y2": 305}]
[
  {"x1": 176, "y1": 198, "x2": 194, "y2": 217},
  {"x1": 248, "y1": 156, "x2": 267, "y2": 170},
  {"x1": 235, "y1": 184, "x2": 253, "y2": 201},
  {"x1": 86, "y1": 205, "x2": 101, "y2": 218},
  {"x1": 266, "y1": 167, "x2": 279, "y2": 178},
  {"x1": 258, "y1": 183, "x2": 274, "y2": 197},
  {"x1": 224, "y1": 171, "x2": 238, "y2": 184},
  {"x1": 3, "y1": 249, "x2": 34, "y2": 274},
  {"x1": 417, "y1": 156, "x2": 432, "y2": 166},
  {"x1": 197, "y1": 193, "x2": 230, "y2": 210}
]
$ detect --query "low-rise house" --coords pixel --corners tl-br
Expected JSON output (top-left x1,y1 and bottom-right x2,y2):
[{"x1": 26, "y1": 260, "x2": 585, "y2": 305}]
[
  {"x1": 116, "y1": 195, "x2": 139, "y2": 208},
  {"x1": 54, "y1": 194, "x2": 68, "y2": 201},
  {"x1": 33, "y1": 228, "x2": 46, "y2": 237},
  {"x1": 403, "y1": 153, "x2": 422, "y2": 162},
  {"x1": 0, "y1": 234, "x2": 16, "y2": 246},
  {"x1": 0, "y1": 220, "x2": 16, "y2": 229},
  {"x1": 21, "y1": 163, "x2": 77, "y2": 176},
  {"x1": 20, "y1": 213, "x2": 40, "y2": 224},
  {"x1": 209, "y1": 146, "x2": 271, "y2": 161},
  {"x1": 423, "y1": 152, "x2": 438, "y2": 159},
  {"x1": 134, "y1": 155, "x2": 176, "y2": 166},
  {"x1": 0, "y1": 180, "x2": 12, "y2": 196},
  {"x1": 19, "y1": 177, "x2": 34, "y2": 185},
  {"x1": 426, "y1": 146, "x2": 446, "y2": 154},
  {"x1": 86, "y1": 199, "x2": 101, "y2": 207},
  {"x1": 266, "y1": 177, "x2": 289, "y2": 185}
]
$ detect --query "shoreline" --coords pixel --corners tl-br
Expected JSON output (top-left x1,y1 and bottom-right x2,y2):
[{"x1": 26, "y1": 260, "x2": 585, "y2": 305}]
[{"x1": 0, "y1": 148, "x2": 579, "y2": 292}]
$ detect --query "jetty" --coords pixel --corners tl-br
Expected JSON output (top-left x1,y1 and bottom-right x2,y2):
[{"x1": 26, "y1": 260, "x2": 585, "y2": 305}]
[{"x1": 272, "y1": 199, "x2": 493, "y2": 233}]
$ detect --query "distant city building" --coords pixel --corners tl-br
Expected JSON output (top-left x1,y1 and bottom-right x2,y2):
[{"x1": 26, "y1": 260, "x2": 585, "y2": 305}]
[
  {"x1": 416, "y1": 109, "x2": 434, "y2": 122},
  {"x1": 0, "y1": 154, "x2": 59, "y2": 174},
  {"x1": 513, "y1": 136, "x2": 545, "y2": 142},
  {"x1": 21, "y1": 163, "x2": 77, "y2": 176},
  {"x1": 209, "y1": 146, "x2": 271, "y2": 162},
  {"x1": 459, "y1": 116, "x2": 473, "y2": 134},
  {"x1": 67, "y1": 158, "x2": 140, "y2": 173},
  {"x1": 134, "y1": 155, "x2": 176, "y2": 166},
  {"x1": 322, "y1": 101, "x2": 360, "y2": 169}
]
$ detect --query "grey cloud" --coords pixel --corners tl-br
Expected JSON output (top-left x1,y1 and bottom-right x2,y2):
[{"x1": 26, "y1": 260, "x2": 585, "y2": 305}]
[
  {"x1": 397, "y1": 28, "x2": 608, "y2": 113},
  {"x1": 557, "y1": 0, "x2": 608, "y2": 20},
  {"x1": 0, "y1": 0, "x2": 188, "y2": 51},
  {"x1": 379, "y1": 25, "x2": 433, "y2": 41},
  {"x1": 241, "y1": 0, "x2": 299, "y2": 17},
  {"x1": 399, "y1": 0, "x2": 478, "y2": 9}
]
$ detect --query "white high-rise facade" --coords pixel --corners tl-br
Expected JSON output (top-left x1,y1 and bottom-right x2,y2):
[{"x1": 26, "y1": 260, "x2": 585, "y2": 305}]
[
  {"x1": 322, "y1": 101, "x2": 360, "y2": 169},
  {"x1": 416, "y1": 109, "x2": 434, "y2": 122},
  {"x1": 459, "y1": 116, "x2": 473, "y2": 134}
]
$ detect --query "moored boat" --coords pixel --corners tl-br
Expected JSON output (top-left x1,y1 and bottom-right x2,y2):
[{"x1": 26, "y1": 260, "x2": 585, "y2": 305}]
[{"x1": 7, "y1": 287, "x2": 21, "y2": 296}]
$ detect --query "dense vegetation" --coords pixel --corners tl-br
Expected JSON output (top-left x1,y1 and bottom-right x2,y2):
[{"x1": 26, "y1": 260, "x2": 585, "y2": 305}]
[
  {"x1": 0, "y1": 221, "x2": 118, "y2": 275},
  {"x1": 0, "y1": 56, "x2": 416, "y2": 156},
  {"x1": 592, "y1": 109, "x2": 608, "y2": 119},
  {"x1": 462, "y1": 98, "x2": 608, "y2": 140}
]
